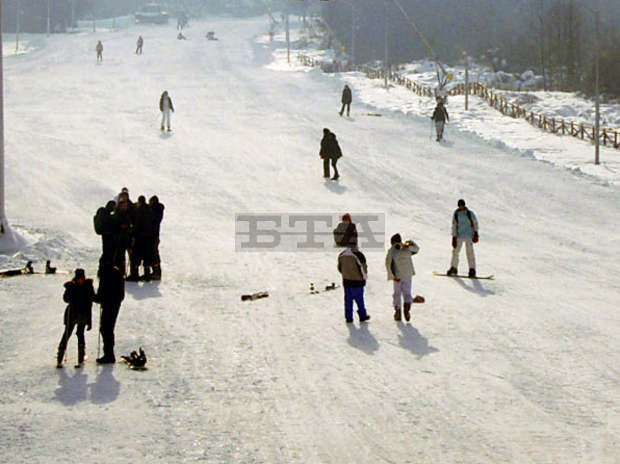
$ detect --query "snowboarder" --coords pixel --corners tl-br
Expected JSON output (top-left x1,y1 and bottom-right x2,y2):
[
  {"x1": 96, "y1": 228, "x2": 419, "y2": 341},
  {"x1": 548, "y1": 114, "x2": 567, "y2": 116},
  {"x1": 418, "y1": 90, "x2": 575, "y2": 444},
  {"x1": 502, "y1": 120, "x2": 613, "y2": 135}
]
[
  {"x1": 385, "y1": 233, "x2": 420, "y2": 322},
  {"x1": 333, "y1": 213, "x2": 357, "y2": 247},
  {"x1": 447, "y1": 199, "x2": 479, "y2": 278},
  {"x1": 319, "y1": 128, "x2": 342, "y2": 180},
  {"x1": 339, "y1": 84, "x2": 352, "y2": 117},
  {"x1": 149, "y1": 195, "x2": 165, "y2": 280},
  {"x1": 431, "y1": 100, "x2": 449, "y2": 141},
  {"x1": 96, "y1": 40, "x2": 103, "y2": 62},
  {"x1": 56, "y1": 269, "x2": 95, "y2": 368},
  {"x1": 94, "y1": 263, "x2": 125, "y2": 364},
  {"x1": 127, "y1": 195, "x2": 155, "y2": 281},
  {"x1": 136, "y1": 35, "x2": 143, "y2": 55},
  {"x1": 338, "y1": 244, "x2": 370, "y2": 323},
  {"x1": 159, "y1": 90, "x2": 174, "y2": 132}
]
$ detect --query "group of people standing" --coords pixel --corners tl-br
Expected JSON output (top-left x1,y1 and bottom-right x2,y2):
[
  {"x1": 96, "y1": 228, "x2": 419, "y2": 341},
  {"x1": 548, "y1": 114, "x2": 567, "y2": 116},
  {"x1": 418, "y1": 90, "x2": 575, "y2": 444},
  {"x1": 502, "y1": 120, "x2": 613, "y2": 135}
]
[{"x1": 335, "y1": 198, "x2": 480, "y2": 324}]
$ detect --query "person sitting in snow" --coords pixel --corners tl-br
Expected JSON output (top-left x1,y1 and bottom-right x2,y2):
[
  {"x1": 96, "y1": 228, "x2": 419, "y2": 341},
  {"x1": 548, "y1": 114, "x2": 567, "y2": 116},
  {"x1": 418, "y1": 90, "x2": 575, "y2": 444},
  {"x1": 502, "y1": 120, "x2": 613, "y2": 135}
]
[
  {"x1": 431, "y1": 100, "x2": 449, "y2": 142},
  {"x1": 446, "y1": 199, "x2": 479, "y2": 278},
  {"x1": 385, "y1": 233, "x2": 419, "y2": 322},
  {"x1": 338, "y1": 242, "x2": 370, "y2": 324}
]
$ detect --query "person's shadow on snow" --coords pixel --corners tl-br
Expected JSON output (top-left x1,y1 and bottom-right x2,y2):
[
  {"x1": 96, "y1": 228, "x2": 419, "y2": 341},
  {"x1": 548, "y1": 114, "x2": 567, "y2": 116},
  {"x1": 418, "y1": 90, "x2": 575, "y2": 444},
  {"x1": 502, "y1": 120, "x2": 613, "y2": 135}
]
[
  {"x1": 397, "y1": 322, "x2": 439, "y2": 359},
  {"x1": 54, "y1": 368, "x2": 89, "y2": 406},
  {"x1": 453, "y1": 277, "x2": 494, "y2": 297},
  {"x1": 347, "y1": 324, "x2": 379, "y2": 355},
  {"x1": 160, "y1": 131, "x2": 173, "y2": 139},
  {"x1": 90, "y1": 365, "x2": 120, "y2": 404},
  {"x1": 324, "y1": 180, "x2": 347, "y2": 194},
  {"x1": 125, "y1": 281, "x2": 162, "y2": 300}
]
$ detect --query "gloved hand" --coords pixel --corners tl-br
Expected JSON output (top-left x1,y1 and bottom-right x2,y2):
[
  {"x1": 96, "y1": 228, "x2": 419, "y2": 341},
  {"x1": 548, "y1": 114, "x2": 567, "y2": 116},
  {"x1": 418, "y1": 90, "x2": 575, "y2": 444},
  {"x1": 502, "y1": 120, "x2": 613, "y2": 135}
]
[
  {"x1": 473, "y1": 232, "x2": 479, "y2": 243},
  {"x1": 452, "y1": 236, "x2": 457, "y2": 249}
]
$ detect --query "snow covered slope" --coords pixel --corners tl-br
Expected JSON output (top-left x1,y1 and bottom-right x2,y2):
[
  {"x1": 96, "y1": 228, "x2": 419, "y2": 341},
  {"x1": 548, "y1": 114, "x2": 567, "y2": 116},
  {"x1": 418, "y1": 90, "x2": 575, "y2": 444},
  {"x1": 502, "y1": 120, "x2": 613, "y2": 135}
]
[{"x1": 0, "y1": 17, "x2": 618, "y2": 463}]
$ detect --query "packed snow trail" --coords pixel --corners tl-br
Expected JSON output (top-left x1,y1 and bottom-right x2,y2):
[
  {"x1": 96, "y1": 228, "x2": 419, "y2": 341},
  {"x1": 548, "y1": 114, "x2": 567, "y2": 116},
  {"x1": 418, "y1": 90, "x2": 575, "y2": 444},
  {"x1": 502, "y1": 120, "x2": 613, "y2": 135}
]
[{"x1": 0, "y1": 17, "x2": 618, "y2": 463}]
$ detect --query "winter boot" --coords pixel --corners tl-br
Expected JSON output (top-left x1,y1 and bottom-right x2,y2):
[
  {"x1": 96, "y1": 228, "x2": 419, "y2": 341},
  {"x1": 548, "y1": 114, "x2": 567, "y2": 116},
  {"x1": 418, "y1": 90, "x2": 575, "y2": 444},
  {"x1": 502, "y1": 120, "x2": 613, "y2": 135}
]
[
  {"x1": 360, "y1": 315, "x2": 371, "y2": 323},
  {"x1": 56, "y1": 344, "x2": 66, "y2": 368},
  {"x1": 160, "y1": 125, "x2": 164, "y2": 131},
  {"x1": 393, "y1": 306, "x2": 401, "y2": 321},
  {"x1": 96, "y1": 354, "x2": 116, "y2": 364},
  {"x1": 446, "y1": 267, "x2": 457, "y2": 276},
  {"x1": 142, "y1": 266, "x2": 152, "y2": 282},
  {"x1": 468, "y1": 268, "x2": 476, "y2": 278},
  {"x1": 76, "y1": 344, "x2": 86, "y2": 367},
  {"x1": 403, "y1": 302, "x2": 411, "y2": 322},
  {"x1": 126, "y1": 265, "x2": 140, "y2": 281},
  {"x1": 151, "y1": 265, "x2": 161, "y2": 281}
]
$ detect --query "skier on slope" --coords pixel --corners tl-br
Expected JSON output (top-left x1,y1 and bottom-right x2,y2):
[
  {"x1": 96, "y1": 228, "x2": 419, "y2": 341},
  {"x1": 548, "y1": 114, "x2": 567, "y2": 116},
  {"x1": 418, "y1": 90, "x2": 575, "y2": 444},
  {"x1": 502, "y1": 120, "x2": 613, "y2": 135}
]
[
  {"x1": 159, "y1": 90, "x2": 175, "y2": 132},
  {"x1": 333, "y1": 213, "x2": 357, "y2": 247},
  {"x1": 385, "y1": 233, "x2": 420, "y2": 322},
  {"x1": 136, "y1": 35, "x2": 144, "y2": 55},
  {"x1": 149, "y1": 195, "x2": 165, "y2": 280},
  {"x1": 96, "y1": 40, "x2": 103, "y2": 62},
  {"x1": 339, "y1": 84, "x2": 352, "y2": 117},
  {"x1": 446, "y1": 199, "x2": 479, "y2": 278},
  {"x1": 338, "y1": 242, "x2": 371, "y2": 324},
  {"x1": 431, "y1": 99, "x2": 449, "y2": 142},
  {"x1": 94, "y1": 263, "x2": 125, "y2": 364},
  {"x1": 56, "y1": 269, "x2": 95, "y2": 368},
  {"x1": 319, "y1": 128, "x2": 342, "y2": 180}
]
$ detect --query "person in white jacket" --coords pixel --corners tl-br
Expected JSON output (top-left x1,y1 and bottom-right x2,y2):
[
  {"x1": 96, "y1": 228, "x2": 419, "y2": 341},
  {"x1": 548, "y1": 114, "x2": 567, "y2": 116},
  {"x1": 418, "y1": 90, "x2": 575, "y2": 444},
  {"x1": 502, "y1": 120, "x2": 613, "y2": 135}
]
[
  {"x1": 385, "y1": 233, "x2": 419, "y2": 322},
  {"x1": 447, "y1": 199, "x2": 479, "y2": 277}
]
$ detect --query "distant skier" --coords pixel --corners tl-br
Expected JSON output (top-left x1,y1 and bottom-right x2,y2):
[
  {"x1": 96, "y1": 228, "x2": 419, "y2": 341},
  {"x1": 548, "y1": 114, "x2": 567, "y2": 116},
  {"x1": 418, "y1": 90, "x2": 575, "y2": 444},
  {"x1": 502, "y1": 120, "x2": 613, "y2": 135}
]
[
  {"x1": 338, "y1": 244, "x2": 370, "y2": 323},
  {"x1": 385, "y1": 233, "x2": 419, "y2": 322},
  {"x1": 95, "y1": 263, "x2": 125, "y2": 364},
  {"x1": 446, "y1": 199, "x2": 479, "y2": 278},
  {"x1": 431, "y1": 100, "x2": 449, "y2": 141},
  {"x1": 56, "y1": 269, "x2": 95, "y2": 368},
  {"x1": 319, "y1": 128, "x2": 342, "y2": 180},
  {"x1": 149, "y1": 195, "x2": 165, "y2": 280},
  {"x1": 136, "y1": 35, "x2": 143, "y2": 54},
  {"x1": 333, "y1": 213, "x2": 357, "y2": 247},
  {"x1": 159, "y1": 90, "x2": 175, "y2": 132},
  {"x1": 339, "y1": 84, "x2": 352, "y2": 117},
  {"x1": 96, "y1": 40, "x2": 103, "y2": 62}
]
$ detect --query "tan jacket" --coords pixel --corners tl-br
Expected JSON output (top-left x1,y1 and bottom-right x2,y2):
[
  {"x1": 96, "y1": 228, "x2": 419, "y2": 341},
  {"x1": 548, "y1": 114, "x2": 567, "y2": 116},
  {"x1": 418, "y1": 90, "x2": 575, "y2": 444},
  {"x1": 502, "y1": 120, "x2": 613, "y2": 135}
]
[
  {"x1": 338, "y1": 248, "x2": 368, "y2": 282},
  {"x1": 385, "y1": 242, "x2": 419, "y2": 280}
]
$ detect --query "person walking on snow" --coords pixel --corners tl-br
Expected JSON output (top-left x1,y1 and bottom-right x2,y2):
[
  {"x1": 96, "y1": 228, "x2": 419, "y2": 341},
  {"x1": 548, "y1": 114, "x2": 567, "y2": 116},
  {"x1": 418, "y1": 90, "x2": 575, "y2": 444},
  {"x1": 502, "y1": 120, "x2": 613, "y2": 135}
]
[
  {"x1": 96, "y1": 41, "x2": 103, "y2": 62},
  {"x1": 56, "y1": 269, "x2": 95, "y2": 368},
  {"x1": 159, "y1": 90, "x2": 174, "y2": 132},
  {"x1": 136, "y1": 35, "x2": 144, "y2": 54},
  {"x1": 319, "y1": 128, "x2": 342, "y2": 180},
  {"x1": 447, "y1": 199, "x2": 479, "y2": 277},
  {"x1": 338, "y1": 244, "x2": 370, "y2": 324},
  {"x1": 385, "y1": 233, "x2": 420, "y2": 322},
  {"x1": 339, "y1": 84, "x2": 352, "y2": 117},
  {"x1": 431, "y1": 100, "x2": 449, "y2": 141},
  {"x1": 94, "y1": 263, "x2": 125, "y2": 364},
  {"x1": 333, "y1": 213, "x2": 357, "y2": 247}
]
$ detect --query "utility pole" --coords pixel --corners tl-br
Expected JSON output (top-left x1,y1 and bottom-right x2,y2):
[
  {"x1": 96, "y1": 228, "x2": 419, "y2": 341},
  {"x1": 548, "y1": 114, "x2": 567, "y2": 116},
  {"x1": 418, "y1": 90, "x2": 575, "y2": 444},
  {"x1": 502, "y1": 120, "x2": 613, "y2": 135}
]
[
  {"x1": 350, "y1": 1, "x2": 355, "y2": 65},
  {"x1": 16, "y1": 0, "x2": 20, "y2": 53},
  {"x1": 384, "y1": 0, "x2": 388, "y2": 89},
  {"x1": 71, "y1": 0, "x2": 75, "y2": 32},
  {"x1": 47, "y1": 0, "x2": 51, "y2": 35},
  {"x1": 286, "y1": 4, "x2": 290, "y2": 65},
  {"x1": 0, "y1": 2, "x2": 10, "y2": 245},
  {"x1": 464, "y1": 52, "x2": 469, "y2": 111},
  {"x1": 594, "y1": 7, "x2": 600, "y2": 165}
]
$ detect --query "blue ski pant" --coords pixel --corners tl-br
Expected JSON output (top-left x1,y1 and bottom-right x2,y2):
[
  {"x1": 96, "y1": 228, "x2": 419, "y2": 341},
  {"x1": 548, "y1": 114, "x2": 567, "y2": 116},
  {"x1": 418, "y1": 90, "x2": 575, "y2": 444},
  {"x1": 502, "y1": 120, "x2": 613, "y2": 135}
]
[{"x1": 344, "y1": 286, "x2": 368, "y2": 321}]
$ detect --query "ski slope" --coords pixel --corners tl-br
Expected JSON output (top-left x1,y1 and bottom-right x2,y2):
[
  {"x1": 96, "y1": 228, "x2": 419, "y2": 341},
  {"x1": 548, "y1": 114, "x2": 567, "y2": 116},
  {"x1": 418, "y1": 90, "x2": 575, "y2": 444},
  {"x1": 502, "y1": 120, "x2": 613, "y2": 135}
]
[{"x1": 1, "y1": 17, "x2": 619, "y2": 464}]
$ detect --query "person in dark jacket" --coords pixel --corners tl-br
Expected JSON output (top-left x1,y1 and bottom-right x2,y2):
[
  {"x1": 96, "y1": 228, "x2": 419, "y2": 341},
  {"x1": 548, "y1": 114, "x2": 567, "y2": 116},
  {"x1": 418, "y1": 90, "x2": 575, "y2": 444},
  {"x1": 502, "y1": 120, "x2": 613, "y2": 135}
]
[
  {"x1": 431, "y1": 100, "x2": 449, "y2": 141},
  {"x1": 333, "y1": 213, "x2": 358, "y2": 247},
  {"x1": 96, "y1": 41, "x2": 103, "y2": 62},
  {"x1": 56, "y1": 269, "x2": 95, "y2": 368},
  {"x1": 113, "y1": 193, "x2": 134, "y2": 275},
  {"x1": 319, "y1": 128, "x2": 342, "y2": 180},
  {"x1": 136, "y1": 35, "x2": 143, "y2": 55},
  {"x1": 149, "y1": 195, "x2": 165, "y2": 280},
  {"x1": 339, "y1": 84, "x2": 352, "y2": 117},
  {"x1": 93, "y1": 200, "x2": 119, "y2": 269},
  {"x1": 94, "y1": 264, "x2": 125, "y2": 363},
  {"x1": 337, "y1": 244, "x2": 370, "y2": 323},
  {"x1": 159, "y1": 90, "x2": 174, "y2": 132},
  {"x1": 127, "y1": 195, "x2": 155, "y2": 281}
]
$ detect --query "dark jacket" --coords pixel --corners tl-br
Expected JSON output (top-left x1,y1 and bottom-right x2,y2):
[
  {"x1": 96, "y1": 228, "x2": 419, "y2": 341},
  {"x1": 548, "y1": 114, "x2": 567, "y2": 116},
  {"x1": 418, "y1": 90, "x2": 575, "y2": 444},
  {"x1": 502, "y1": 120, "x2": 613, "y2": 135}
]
[
  {"x1": 341, "y1": 86, "x2": 352, "y2": 104},
  {"x1": 151, "y1": 202, "x2": 165, "y2": 237},
  {"x1": 319, "y1": 132, "x2": 343, "y2": 160},
  {"x1": 134, "y1": 203, "x2": 155, "y2": 238},
  {"x1": 159, "y1": 94, "x2": 174, "y2": 112},
  {"x1": 63, "y1": 279, "x2": 96, "y2": 326},
  {"x1": 431, "y1": 105, "x2": 449, "y2": 122},
  {"x1": 96, "y1": 266, "x2": 125, "y2": 306},
  {"x1": 333, "y1": 222, "x2": 357, "y2": 247}
]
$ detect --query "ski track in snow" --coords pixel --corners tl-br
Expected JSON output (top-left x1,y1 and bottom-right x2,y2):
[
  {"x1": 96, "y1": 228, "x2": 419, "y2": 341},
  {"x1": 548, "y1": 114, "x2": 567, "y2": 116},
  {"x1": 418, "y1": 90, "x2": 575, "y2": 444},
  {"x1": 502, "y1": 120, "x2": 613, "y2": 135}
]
[{"x1": 0, "y1": 16, "x2": 619, "y2": 464}]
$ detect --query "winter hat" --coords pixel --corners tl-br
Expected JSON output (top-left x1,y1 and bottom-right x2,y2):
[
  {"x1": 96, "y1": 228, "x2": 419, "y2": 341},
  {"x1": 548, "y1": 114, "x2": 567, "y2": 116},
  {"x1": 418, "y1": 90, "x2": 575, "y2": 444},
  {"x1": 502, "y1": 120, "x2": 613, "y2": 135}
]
[
  {"x1": 342, "y1": 213, "x2": 352, "y2": 222},
  {"x1": 457, "y1": 199, "x2": 466, "y2": 207},
  {"x1": 74, "y1": 268, "x2": 86, "y2": 280},
  {"x1": 390, "y1": 233, "x2": 402, "y2": 245},
  {"x1": 323, "y1": 128, "x2": 330, "y2": 135}
]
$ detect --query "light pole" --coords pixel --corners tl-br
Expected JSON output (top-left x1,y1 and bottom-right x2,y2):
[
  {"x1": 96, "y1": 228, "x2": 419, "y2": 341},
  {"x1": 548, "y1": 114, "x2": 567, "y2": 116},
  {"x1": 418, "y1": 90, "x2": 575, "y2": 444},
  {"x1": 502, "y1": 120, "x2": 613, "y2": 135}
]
[
  {"x1": 384, "y1": 0, "x2": 388, "y2": 89},
  {"x1": 594, "y1": 8, "x2": 600, "y2": 165},
  {"x1": 47, "y1": 0, "x2": 51, "y2": 36},
  {"x1": 350, "y1": 0, "x2": 355, "y2": 65},
  {"x1": 464, "y1": 51, "x2": 469, "y2": 111},
  {"x1": 16, "y1": 0, "x2": 21, "y2": 53}
]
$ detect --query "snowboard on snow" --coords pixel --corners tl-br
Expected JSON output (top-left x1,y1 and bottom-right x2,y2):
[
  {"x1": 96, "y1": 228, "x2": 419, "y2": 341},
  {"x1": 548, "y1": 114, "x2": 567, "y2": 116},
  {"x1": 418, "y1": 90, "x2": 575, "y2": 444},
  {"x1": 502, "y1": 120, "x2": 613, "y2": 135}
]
[
  {"x1": 433, "y1": 272, "x2": 494, "y2": 280},
  {"x1": 241, "y1": 291, "x2": 269, "y2": 301}
]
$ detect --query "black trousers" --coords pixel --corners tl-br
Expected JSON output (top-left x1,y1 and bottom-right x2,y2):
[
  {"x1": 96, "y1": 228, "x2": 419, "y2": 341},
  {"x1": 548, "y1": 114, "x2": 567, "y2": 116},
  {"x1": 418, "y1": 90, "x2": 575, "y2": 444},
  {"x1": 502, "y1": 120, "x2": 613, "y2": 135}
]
[
  {"x1": 339, "y1": 102, "x2": 351, "y2": 116},
  {"x1": 100, "y1": 302, "x2": 121, "y2": 357},
  {"x1": 323, "y1": 158, "x2": 339, "y2": 178},
  {"x1": 57, "y1": 321, "x2": 86, "y2": 359}
]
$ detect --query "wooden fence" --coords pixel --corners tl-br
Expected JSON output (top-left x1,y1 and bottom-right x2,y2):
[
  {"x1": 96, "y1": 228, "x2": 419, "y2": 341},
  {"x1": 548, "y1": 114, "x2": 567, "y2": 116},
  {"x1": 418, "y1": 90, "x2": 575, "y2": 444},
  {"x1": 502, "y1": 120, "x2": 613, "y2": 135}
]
[{"x1": 297, "y1": 54, "x2": 619, "y2": 150}]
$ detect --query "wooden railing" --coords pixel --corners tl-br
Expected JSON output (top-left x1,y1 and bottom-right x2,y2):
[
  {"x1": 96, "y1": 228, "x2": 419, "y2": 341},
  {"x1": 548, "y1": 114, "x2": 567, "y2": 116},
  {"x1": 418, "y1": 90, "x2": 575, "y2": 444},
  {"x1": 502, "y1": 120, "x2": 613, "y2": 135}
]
[{"x1": 297, "y1": 54, "x2": 620, "y2": 150}]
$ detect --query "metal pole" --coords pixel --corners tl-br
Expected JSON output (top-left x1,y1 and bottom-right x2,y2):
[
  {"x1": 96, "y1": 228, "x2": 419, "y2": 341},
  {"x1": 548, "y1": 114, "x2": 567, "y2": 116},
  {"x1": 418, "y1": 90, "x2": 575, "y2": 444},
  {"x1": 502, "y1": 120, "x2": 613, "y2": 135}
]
[
  {"x1": 0, "y1": 2, "x2": 7, "y2": 234},
  {"x1": 47, "y1": 0, "x2": 51, "y2": 35},
  {"x1": 351, "y1": 0, "x2": 355, "y2": 65},
  {"x1": 286, "y1": 6, "x2": 290, "y2": 65},
  {"x1": 16, "y1": 1, "x2": 20, "y2": 53},
  {"x1": 71, "y1": 0, "x2": 75, "y2": 32},
  {"x1": 594, "y1": 8, "x2": 600, "y2": 165},
  {"x1": 464, "y1": 52, "x2": 469, "y2": 111},
  {"x1": 384, "y1": 0, "x2": 388, "y2": 89}
]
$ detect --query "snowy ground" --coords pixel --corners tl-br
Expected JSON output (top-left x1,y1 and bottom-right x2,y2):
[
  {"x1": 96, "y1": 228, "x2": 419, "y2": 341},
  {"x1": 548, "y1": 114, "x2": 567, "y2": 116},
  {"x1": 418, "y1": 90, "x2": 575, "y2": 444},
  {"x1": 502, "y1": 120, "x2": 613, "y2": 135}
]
[{"x1": 1, "y1": 16, "x2": 619, "y2": 464}]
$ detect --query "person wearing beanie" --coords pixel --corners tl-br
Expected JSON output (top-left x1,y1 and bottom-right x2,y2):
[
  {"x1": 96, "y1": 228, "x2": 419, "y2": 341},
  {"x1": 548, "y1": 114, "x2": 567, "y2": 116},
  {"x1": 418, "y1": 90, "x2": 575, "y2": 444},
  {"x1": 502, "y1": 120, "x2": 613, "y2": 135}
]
[
  {"x1": 159, "y1": 90, "x2": 174, "y2": 132},
  {"x1": 338, "y1": 243, "x2": 370, "y2": 324},
  {"x1": 333, "y1": 213, "x2": 358, "y2": 247},
  {"x1": 385, "y1": 233, "x2": 420, "y2": 321},
  {"x1": 319, "y1": 128, "x2": 342, "y2": 180},
  {"x1": 56, "y1": 268, "x2": 95, "y2": 368},
  {"x1": 431, "y1": 99, "x2": 449, "y2": 141},
  {"x1": 339, "y1": 84, "x2": 352, "y2": 117},
  {"x1": 447, "y1": 199, "x2": 479, "y2": 277}
]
